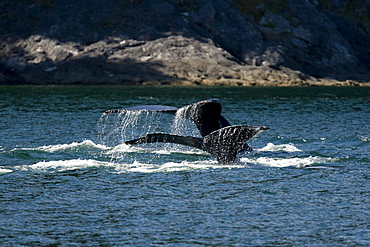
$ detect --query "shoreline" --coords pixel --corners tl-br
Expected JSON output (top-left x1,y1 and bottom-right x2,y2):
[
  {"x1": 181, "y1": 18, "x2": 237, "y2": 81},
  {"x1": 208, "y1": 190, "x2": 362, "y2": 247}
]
[{"x1": 1, "y1": 78, "x2": 369, "y2": 87}]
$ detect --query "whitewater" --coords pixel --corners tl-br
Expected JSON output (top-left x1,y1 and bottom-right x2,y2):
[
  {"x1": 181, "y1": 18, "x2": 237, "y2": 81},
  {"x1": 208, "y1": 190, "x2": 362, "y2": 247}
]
[{"x1": 2, "y1": 140, "x2": 334, "y2": 175}]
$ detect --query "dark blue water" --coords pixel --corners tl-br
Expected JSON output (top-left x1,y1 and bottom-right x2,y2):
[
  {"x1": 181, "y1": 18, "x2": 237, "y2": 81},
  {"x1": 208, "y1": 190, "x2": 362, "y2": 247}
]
[{"x1": 1, "y1": 86, "x2": 370, "y2": 246}]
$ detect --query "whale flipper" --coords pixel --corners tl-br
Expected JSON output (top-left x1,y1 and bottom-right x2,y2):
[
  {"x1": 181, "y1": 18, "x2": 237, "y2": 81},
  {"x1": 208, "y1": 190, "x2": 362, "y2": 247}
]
[
  {"x1": 203, "y1": 125, "x2": 265, "y2": 164},
  {"x1": 124, "y1": 125, "x2": 268, "y2": 164},
  {"x1": 124, "y1": 133, "x2": 203, "y2": 150}
]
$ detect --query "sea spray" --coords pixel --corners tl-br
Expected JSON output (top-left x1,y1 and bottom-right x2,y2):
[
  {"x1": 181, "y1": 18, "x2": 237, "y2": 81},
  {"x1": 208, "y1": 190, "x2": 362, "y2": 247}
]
[
  {"x1": 98, "y1": 109, "x2": 178, "y2": 162},
  {"x1": 170, "y1": 106, "x2": 198, "y2": 136},
  {"x1": 98, "y1": 111, "x2": 139, "y2": 146},
  {"x1": 98, "y1": 110, "x2": 166, "y2": 146},
  {"x1": 163, "y1": 106, "x2": 201, "y2": 152}
]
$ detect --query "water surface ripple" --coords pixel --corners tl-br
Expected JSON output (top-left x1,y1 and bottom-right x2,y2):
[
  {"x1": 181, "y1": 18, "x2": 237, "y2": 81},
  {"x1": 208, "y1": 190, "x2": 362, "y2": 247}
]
[{"x1": 1, "y1": 86, "x2": 369, "y2": 246}]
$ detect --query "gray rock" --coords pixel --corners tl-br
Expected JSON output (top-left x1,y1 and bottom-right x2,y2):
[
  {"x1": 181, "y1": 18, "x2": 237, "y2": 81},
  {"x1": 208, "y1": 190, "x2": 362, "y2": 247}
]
[{"x1": 0, "y1": 0, "x2": 369, "y2": 86}]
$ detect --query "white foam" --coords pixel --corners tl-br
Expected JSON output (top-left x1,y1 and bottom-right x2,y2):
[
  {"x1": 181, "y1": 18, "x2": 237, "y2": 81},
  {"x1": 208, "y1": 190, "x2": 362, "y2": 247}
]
[
  {"x1": 106, "y1": 143, "x2": 136, "y2": 154},
  {"x1": 119, "y1": 160, "x2": 244, "y2": 173},
  {"x1": 17, "y1": 140, "x2": 109, "y2": 152},
  {"x1": 16, "y1": 157, "x2": 246, "y2": 174},
  {"x1": 14, "y1": 152, "x2": 335, "y2": 174},
  {"x1": 258, "y1": 142, "x2": 302, "y2": 152},
  {"x1": 18, "y1": 159, "x2": 114, "y2": 173},
  {"x1": 240, "y1": 156, "x2": 332, "y2": 168},
  {"x1": 360, "y1": 136, "x2": 369, "y2": 142},
  {"x1": 0, "y1": 168, "x2": 13, "y2": 174},
  {"x1": 153, "y1": 150, "x2": 172, "y2": 155}
]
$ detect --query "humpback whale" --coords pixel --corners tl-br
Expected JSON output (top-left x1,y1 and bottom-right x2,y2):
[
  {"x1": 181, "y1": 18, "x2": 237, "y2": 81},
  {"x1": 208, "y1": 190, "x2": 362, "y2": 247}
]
[{"x1": 104, "y1": 99, "x2": 269, "y2": 164}]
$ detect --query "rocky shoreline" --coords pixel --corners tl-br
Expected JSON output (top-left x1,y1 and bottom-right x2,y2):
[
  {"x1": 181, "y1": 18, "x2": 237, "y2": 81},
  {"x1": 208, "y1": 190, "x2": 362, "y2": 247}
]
[{"x1": 1, "y1": 0, "x2": 369, "y2": 86}]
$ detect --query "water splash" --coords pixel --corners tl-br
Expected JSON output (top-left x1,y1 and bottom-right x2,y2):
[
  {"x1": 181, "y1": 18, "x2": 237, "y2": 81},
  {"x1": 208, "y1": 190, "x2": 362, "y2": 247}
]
[
  {"x1": 98, "y1": 110, "x2": 168, "y2": 147},
  {"x1": 98, "y1": 109, "x2": 191, "y2": 162},
  {"x1": 98, "y1": 110, "x2": 140, "y2": 146},
  {"x1": 95, "y1": 108, "x2": 331, "y2": 169},
  {"x1": 158, "y1": 107, "x2": 200, "y2": 153},
  {"x1": 98, "y1": 106, "x2": 202, "y2": 156},
  {"x1": 170, "y1": 105, "x2": 198, "y2": 136}
]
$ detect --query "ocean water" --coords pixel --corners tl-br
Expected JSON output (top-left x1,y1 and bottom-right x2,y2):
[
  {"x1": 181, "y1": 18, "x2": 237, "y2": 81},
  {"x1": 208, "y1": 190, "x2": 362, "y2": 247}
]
[{"x1": 1, "y1": 86, "x2": 369, "y2": 246}]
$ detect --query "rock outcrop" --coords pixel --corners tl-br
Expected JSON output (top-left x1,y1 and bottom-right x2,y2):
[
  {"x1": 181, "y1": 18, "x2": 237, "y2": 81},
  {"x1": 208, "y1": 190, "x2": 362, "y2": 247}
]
[{"x1": 1, "y1": 0, "x2": 369, "y2": 86}]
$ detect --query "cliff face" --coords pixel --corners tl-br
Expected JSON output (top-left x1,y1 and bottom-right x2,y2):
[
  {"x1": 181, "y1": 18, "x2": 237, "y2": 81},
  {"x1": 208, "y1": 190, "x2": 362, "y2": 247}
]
[{"x1": 1, "y1": 0, "x2": 369, "y2": 86}]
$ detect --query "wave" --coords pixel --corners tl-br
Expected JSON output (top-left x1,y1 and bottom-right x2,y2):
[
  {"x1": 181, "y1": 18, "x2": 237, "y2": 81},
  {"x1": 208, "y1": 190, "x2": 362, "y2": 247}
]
[
  {"x1": 17, "y1": 159, "x2": 112, "y2": 173},
  {"x1": 16, "y1": 140, "x2": 204, "y2": 156},
  {"x1": 16, "y1": 140, "x2": 109, "y2": 153},
  {"x1": 240, "y1": 156, "x2": 333, "y2": 168},
  {"x1": 245, "y1": 142, "x2": 334, "y2": 168},
  {"x1": 257, "y1": 142, "x2": 302, "y2": 152},
  {"x1": 15, "y1": 158, "x2": 244, "y2": 174},
  {"x1": 116, "y1": 160, "x2": 244, "y2": 173},
  {"x1": 360, "y1": 136, "x2": 370, "y2": 142},
  {"x1": 13, "y1": 140, "x2": 301, "y2": 155},
  {"x1": 14, "y1": 155, "x2": 333, "y2": 174},
  {"x1": 0, "y1": 167, "x2": 13, "y2": 175},
  {"x1": 6, "y1": 141, "x2": 336, "y2": 174}
]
